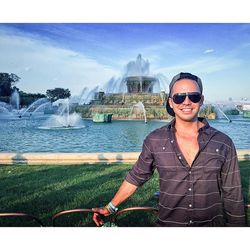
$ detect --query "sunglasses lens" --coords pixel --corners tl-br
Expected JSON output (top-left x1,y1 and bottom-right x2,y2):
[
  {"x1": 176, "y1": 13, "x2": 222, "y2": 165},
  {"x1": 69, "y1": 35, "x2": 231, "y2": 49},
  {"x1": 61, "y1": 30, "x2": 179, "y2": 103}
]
[
  {"x1": 173, "y1": 95, "x2": 186, "y2": 104},
  {"x1": 172, "y1": 93, "x2": 201, "y2": 104},
  {"x1": 189, "y1": 93, "x2": 201, "y2": 103}
]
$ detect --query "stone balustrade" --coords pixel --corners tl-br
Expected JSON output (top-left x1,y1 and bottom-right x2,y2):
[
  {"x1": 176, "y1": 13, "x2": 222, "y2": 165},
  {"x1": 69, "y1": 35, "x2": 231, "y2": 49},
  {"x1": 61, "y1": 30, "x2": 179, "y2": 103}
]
[{"x1": 0, "y1": 150, "x2": 249, "y2": 165}]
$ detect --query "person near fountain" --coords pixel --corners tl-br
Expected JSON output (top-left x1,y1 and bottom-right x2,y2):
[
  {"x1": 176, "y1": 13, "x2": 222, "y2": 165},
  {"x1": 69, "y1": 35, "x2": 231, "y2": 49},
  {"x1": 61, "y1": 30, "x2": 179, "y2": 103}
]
[{"x1": 92, "y1": 72, "x2": 246, "y2": 227}]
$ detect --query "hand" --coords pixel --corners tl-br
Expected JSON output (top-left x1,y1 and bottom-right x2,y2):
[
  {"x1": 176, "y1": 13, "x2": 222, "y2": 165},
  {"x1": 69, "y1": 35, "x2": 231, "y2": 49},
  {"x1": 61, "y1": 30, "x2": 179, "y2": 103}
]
[{"x1": 92, "y1": 207, "x2": 110, "y2": 226}]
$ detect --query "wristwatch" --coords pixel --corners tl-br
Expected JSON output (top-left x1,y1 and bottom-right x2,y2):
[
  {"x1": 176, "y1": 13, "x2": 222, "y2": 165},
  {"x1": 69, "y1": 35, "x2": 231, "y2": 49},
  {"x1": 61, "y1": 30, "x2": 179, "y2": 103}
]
[{"x1": 105, "y1": 202, "x2": 118, "y2": 214}]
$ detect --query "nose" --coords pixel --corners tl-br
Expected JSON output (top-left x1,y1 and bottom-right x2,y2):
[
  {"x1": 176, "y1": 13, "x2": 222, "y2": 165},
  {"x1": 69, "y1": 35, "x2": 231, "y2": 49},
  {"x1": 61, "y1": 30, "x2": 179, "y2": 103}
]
[{"x1": 182, "y1": 95, "x2": 192, "y2": 105}]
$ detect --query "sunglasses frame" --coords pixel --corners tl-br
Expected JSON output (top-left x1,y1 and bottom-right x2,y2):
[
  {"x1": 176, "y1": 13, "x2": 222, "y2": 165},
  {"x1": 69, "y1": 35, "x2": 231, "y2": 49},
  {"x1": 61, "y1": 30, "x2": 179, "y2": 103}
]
[{"x1": 171, "y1": 92, "x2": 202, "y2": 104}]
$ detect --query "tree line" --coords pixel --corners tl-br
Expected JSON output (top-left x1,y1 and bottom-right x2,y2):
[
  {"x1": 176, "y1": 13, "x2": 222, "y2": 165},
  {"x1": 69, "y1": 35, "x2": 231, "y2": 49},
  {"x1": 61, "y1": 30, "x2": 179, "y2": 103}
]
[{"x1": 0, "y1": 72, "x2": 71, "y2": 107}]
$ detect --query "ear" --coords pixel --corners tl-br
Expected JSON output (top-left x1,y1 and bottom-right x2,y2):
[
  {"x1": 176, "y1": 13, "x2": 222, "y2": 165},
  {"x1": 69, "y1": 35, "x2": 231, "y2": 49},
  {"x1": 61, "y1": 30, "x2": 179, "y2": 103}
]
[
  {"x1": 169, "y1": 98, "x2": 174, "y2": 109},
  {"x1": 200, "y1": 95, "x2": 204, "y2": 106}
]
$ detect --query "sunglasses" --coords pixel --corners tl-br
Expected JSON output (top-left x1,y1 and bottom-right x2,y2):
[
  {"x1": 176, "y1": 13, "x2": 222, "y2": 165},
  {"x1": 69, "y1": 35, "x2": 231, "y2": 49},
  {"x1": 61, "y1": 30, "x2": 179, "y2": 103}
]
[{"x1": 171, "y1": 92, "x2": 202, "y2": 104}]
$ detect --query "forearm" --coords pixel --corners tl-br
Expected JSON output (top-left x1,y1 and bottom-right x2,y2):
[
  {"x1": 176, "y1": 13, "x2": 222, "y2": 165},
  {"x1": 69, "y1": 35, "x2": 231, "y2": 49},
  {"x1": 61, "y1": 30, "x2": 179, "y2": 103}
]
[
  {"x1": 221, "y1": 145, "x2": 246, "y2": 225},
  {"x1": 110, "y1": 180, "x2": 138, "y2": 207}
]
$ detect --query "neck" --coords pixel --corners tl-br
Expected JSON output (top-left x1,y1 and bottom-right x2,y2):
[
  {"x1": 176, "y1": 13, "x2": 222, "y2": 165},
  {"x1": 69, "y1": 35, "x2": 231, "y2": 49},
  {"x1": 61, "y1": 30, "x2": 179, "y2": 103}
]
[{"x1": 175, "y1": 117, "x2": 201, "y2": 134}]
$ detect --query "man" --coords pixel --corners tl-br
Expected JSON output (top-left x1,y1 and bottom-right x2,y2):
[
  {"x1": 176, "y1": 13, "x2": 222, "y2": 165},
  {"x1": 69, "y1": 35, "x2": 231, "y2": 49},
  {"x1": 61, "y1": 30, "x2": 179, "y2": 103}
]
[{"x1": 92, "y1": 72, "x2": 246, "y2": 226}]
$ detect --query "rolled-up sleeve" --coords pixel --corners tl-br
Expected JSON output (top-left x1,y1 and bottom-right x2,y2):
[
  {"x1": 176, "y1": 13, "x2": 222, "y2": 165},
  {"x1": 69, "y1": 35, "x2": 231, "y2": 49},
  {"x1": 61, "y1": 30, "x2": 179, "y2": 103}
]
[
  {"x1": 221, "y1": 140, "x2": 246, "y2": 226},
  {"x1": 125, "y1": 136, "x2": 155, "y2": 186}
]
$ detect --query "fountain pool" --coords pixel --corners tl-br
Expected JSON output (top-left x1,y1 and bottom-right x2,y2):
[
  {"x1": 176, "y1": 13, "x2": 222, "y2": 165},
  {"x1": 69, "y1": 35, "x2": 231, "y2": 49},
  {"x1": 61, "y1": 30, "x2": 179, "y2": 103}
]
[
  {"x1": 0, "y1": 116, "x2": 249, "y2": 153},
  {"x1": 38, "y1": 99, "x2": 85, "y2": 129}
]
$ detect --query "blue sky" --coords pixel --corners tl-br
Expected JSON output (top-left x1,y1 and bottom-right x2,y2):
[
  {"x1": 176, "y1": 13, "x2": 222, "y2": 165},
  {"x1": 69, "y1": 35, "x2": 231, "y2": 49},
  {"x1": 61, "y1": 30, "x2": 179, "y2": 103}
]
[{"x1": 0, "y1": 23, "x2": 250, "y2": 102}]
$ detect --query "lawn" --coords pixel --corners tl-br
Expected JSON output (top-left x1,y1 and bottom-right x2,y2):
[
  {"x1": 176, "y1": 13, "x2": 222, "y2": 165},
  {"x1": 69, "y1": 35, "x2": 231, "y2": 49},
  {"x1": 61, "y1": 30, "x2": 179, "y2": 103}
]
[{"x1": 0, "y1": 161, "x2": 249, "y2": 227}]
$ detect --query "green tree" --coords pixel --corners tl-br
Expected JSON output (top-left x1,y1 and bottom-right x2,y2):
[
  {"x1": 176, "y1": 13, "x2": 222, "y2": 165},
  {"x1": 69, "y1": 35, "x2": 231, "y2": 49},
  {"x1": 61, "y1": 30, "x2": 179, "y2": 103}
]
[
  {"x1": 0, "y1": 73, "x2": 21, "y2": 96},
  {"x1": 19, "y1": 91, "x2": 46, "y2": 107},
  {"x1": 46, "y1": 88, "x2": 71, "y2": 101}
]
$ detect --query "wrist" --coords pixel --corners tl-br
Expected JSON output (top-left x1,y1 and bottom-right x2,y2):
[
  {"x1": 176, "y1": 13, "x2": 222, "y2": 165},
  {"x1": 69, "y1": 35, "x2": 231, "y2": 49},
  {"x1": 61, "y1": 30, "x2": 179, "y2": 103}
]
[{"x1": 105, "y1": 201, "x2": 118, "y2": 214}]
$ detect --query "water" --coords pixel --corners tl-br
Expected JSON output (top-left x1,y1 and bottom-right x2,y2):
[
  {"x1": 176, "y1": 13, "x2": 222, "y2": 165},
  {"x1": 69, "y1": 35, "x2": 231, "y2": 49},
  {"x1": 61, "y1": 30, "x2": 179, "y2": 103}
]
[
  {"x1": 20, "y1": 97, "x2": 49, "y2": 117},
  {"x1": 130, "y1": 102, "x2": 147, "y2": 123},
  {"x1": 10, "y1": 89, "x2": 20, "y2": 110},
  {"x1": 0, "y1": 116, "x2": 249, "y2": 153},
  {"x1": 40, "y1": 98, "x2": 85, "y2": 129}
]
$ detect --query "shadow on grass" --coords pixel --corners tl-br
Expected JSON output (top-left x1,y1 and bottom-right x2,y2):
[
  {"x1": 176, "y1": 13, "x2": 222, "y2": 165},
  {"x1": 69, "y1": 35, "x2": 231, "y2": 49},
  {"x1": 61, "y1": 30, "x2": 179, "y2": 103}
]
[{"x1": 11, "y1": 153, "x2": 28, "y2": 164}]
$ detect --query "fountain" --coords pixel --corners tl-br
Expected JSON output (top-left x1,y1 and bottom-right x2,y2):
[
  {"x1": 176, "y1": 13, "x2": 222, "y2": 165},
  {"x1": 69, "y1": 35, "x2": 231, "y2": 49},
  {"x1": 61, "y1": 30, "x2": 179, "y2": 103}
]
[
  {"x1": 0, "y1": 101, "x2": 12, "y2": 112},
  {"x1": 0, "y1": 105, "x2": 9, "y2": 113},
  {"x1": 20, "y1": 98, "x2": 50, "y2": 117},
  {"x1": 78, "y1": 86, "x2": 99, "y2": 105},
  {"x1": 215, "y1": 104, "x2": 232, "y2": 122},
  {"x1": 0, "y1": 93, "x2": 85, "y2": 128},
  {"x1": 32, "y1": 102, "x2": 53, "y2": 115},
  {"x1": 0, "y1": 100, "x2": 21, "y2": 119},
  {"x1": 0, "y1": 94, "x2": 52, "y2": 119},
  {"x1": 130, "y1": 102, "x2": 147, "y2": 123},
  {"x1": 75, "y1": 54, "x2": 169, "y2": 99},
  {"x1": 201, "y1": 102, "x2": 232, "y2": 122},
  {"x1": 103, "y1": 54, "x2": 168, "y2": 94},
  {"x1": 0, "y1": 105, "x2": 12, "y2": 116},
  {"x1": 78, "y1": 87, "x2": 89, "y2": 104},
  {"x1": 39, "y1": 98, "x2": 85, "y2": 129},
  {"x1": 10, "y1": 89, "x2": 20, "y2": 110},
  {"x1": 76, "y1": 54, "x2": 170, "y2": 121}
]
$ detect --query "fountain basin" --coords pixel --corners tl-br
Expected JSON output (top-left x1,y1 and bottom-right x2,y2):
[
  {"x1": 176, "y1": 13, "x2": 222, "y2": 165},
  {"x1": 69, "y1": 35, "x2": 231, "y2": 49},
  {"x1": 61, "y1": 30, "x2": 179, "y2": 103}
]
[{"x1": 0, "y1": 152, "x2": 140, "y2": 165}]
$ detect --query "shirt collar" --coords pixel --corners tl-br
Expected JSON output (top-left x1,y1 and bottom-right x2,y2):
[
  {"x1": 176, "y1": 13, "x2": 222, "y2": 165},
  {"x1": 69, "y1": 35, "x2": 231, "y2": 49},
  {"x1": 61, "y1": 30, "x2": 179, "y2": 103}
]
[
  {"x1": 167, "y1": 117, "x2": 214, "y2": 151},
  {"x1": 167, "y1": 117, "x2": 211, "y2": 133}
]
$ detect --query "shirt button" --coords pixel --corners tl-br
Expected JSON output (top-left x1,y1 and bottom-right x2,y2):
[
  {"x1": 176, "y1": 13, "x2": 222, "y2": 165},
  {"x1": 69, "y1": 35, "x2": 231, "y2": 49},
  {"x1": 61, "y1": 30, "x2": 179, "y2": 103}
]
[
  {"x1": 189, "y1": 204, "x2": 192, "y2": 208},
  {"x1": 189, "y1": 220, "x2": 193, "y2": 224},
  {"x1": 178, "y1": 156, "x2": 182, "y2": 160},
  {"x1": 189, "y1": 171, "x2": 191, "y2": 174},
  {"x1": 171, "y1": 140, "x2": 174, "y2": 143},
  {"x1": 162, "y1": 147, "x2": 165, "y2": 150},
  {"x1": 188, "y1": 188, "x2": 192, "y2": 191}
]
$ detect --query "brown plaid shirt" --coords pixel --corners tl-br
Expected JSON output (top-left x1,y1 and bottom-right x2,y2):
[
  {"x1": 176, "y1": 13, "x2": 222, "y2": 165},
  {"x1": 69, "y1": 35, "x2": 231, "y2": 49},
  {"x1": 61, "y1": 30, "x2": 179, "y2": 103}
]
[{"x1": 126, "y1": 118, "x2": 246, "y2": 226}]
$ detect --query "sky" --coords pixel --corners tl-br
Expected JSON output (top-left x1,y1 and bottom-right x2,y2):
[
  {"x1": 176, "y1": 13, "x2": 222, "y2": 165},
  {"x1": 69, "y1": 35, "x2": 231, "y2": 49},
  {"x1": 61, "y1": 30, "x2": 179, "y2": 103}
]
[{"x1": 0, "y1": 23, "x2": 250, "y2": 102}]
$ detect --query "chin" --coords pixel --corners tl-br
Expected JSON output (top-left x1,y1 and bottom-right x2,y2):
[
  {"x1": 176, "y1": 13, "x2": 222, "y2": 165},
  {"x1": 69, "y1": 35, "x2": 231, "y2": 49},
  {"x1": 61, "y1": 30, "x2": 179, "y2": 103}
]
[{"x1": 175, "y1": 111, "x2": 199, "y2": 122}]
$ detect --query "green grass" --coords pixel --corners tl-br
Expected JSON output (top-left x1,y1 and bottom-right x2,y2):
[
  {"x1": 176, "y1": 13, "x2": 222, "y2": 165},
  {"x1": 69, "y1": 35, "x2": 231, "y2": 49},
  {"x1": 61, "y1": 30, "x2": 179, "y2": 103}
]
[
  {"x1": 0, "y1": 163, "x2": 159, "y2": 226},
  {"x1": 0, "y1": 161, "x2": 249, "y2": 227},
  {"x1": 239, "y1": 161, "x2": 250, "y2": 225}
]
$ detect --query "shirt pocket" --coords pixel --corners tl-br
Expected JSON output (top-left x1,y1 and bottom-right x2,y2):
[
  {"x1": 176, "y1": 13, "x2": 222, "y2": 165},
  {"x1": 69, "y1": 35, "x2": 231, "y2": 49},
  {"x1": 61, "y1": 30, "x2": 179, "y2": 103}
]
[
  {"x1": 153, "y1": 144, "x2": 177, "y2": 177},
  {"x1": 199, "y1": 149, "x2": 225, "y2": 176},
  {"x1": 200, "y1": 146, "x2": 226, "y2": 166}
]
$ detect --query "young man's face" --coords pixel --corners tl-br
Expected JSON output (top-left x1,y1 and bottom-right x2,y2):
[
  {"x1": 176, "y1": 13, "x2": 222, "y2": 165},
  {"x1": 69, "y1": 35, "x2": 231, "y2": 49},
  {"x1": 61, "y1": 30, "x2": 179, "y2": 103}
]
[{"x1": 169, "y1": 79, "x2": 204, "y2": 122}]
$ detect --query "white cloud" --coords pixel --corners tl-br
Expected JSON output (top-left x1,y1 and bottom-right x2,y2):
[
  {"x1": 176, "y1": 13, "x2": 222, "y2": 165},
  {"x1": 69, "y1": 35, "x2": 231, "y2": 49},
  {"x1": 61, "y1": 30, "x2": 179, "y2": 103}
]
[
  {"x1": 0, "y1": 29, "x2": 118, "y2": 95},
  {"x1": 203, "y1": 49, "x2": 214, "y2": 54},
  {"x1": 155, "y1": 55, "x2": 243, "y2": 76}
]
